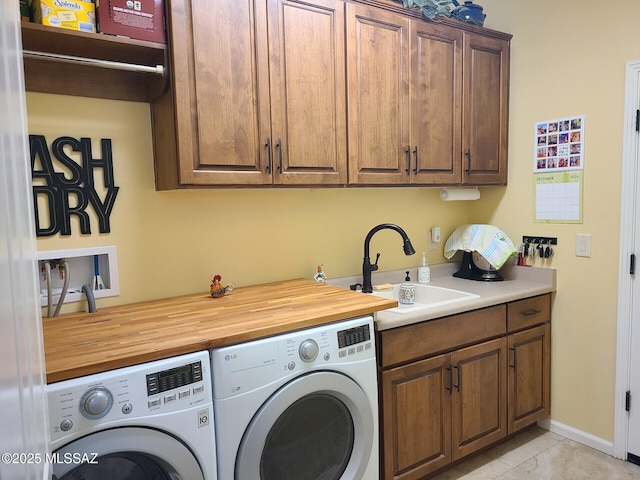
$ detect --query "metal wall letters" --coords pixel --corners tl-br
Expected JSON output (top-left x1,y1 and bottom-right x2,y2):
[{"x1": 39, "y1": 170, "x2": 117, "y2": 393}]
[{"x1": 30, "y1": 135, "x2": 119, "y2": 237}]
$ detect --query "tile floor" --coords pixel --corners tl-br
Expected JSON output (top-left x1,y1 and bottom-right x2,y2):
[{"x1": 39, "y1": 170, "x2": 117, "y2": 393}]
[{"x1": 430, "y1": 427, "x2": 640, "y2": 479}]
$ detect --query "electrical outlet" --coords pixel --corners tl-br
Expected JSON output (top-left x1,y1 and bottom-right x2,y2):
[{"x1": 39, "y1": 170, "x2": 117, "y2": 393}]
[
  {"x1": 429, "y1": 227, "x2": 441, "y2": 251},
  {"x1": 431, "y1": 227, "x2": 441, "y2": 243}
]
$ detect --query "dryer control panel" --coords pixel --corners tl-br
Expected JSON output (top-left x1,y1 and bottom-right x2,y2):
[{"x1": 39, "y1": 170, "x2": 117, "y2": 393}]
[{"x1": 211, "y1": 316, "x2": 375, "y2": 400}]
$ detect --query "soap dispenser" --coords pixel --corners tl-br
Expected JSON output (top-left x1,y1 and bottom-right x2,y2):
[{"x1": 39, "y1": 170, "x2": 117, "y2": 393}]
[
  {"x1": 399, "y1": 271, "x2": 415, "y2": 305},
  {"x1": 418, "y1": 252, "x2": 431, "y2": 284}
]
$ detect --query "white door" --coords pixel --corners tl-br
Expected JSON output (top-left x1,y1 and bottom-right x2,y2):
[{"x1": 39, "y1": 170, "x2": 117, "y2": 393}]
[
  {"x1": 617, "y1": 60, "x2": 640, "y2": 461},
  {"x1": 628, "y1": 68, "x2": 640, "y2": 460},
  {"x1": 0, "y1": 2, "x2": 50, "y2": 480}
]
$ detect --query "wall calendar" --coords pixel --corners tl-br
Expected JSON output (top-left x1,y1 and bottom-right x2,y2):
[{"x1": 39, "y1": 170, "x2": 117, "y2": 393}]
[{"x1": 533, "y1": 115, "x2": 585, "y2": 223}]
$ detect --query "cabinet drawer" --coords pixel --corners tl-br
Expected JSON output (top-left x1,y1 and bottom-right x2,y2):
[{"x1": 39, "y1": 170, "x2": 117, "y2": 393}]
[
  {"x1": 379, "y1": 305, "x2": 506, "y2": 367},
  {"x1": 507, "y1": 294, "x2": 550, "y2": 332}
]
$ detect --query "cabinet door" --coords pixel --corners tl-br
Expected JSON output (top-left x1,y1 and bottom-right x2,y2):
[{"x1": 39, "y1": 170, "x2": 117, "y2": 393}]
[
  {"x1": 462, "y1": 32, "x2": 509, "y2": 185},
  {"x1": 410, "y1": 21, "x2": 462, "y2": 184},
  {"x1": 381, "y1": 354, "x2": 451, "y2": 480},
  {"x1": 158, "y1": 0, "x2": 272, "y2": 187},
  {"x1": 346, "y1": 3, "x2": 410, "y2": 185},
  {"x1": 508, "y1": 324, "x2": 551, "y2": 433},
  {"x1": 268, "y1": 0, "x2": 347, "y2": 185},
  {"x1": 451, "y1": 337, "x2": 507, "y2": 461}
]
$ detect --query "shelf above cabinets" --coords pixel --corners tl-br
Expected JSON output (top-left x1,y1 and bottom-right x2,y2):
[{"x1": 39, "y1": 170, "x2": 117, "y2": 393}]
[{"x1": 21, "y1": 22, "x2": 167, "y2": 102}]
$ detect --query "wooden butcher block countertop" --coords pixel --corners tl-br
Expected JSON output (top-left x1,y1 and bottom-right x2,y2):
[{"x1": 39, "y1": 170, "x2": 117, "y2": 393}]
[{"x1": 43, "y1": 279, "x2": 395, "y2": 384}]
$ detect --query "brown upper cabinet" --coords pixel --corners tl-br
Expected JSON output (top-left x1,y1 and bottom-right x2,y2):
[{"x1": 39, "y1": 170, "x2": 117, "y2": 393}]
[
  {"x1": 152, "y1": 0, "x2": 348, "y2": 188},
  {"x1": 345, "y1": 4, "x2": 411, "y2": 185},
  {"x1": 21, "y1": 0, "x2": 511, "y2": 189},
  {"x1": 346, "y1": 2, "x2": 509, "y2": 186},
  {"x1": 462, "y1": 32, "x2": 510, "y2": 185},
  {"x1": 346, "y1": 3, "x2": 462, "y2": 185}
]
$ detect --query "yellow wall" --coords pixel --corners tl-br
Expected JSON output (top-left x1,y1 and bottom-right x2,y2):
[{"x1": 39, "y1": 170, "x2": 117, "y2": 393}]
[
  {"x1": 29, "y1": 94, "x2": 479, "y2": 304},
  {"x1": 477, "y1": 0, "x2": 640, "y2": 442},
  {"x1": 29, "y1": 0, "x2": 638, "y2": 445}
]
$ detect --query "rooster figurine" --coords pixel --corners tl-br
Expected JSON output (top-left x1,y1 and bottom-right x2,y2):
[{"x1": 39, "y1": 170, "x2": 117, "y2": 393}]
[{"x1": 210, "y1": 274, "x2": 226, "y2": 298}]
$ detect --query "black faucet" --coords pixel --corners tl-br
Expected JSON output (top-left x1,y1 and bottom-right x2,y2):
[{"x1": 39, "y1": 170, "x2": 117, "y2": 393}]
[{"x1": 362, "y1": 224, "x2": 416, "y2": 293}]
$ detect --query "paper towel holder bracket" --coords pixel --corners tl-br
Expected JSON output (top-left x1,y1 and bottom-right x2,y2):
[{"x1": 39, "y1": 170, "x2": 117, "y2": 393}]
[{"x1": 440, "y1": 187, "x2": 480, "y2": 201}]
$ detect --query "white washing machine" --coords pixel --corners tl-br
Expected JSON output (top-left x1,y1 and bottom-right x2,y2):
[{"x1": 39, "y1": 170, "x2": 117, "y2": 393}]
[
  {"x1": 48, "y1": 350, "x2": 217, "y2": 480},
  {"x1": 211, "y1": 316, "x2": 378, "y2": 480}
]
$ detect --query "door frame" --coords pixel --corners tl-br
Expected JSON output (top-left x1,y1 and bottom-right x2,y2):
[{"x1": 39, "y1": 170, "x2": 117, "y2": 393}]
[
  {"x1": 0, "y1": 3, "x2": 50, "y2": 479},
  {"x1": 613, "y1": 59, "x2": 640, "y2": 460}
]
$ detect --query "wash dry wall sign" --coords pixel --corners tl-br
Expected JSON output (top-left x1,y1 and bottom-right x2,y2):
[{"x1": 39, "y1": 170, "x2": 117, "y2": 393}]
[{"x1": 30, "y1": 135, "x2": 119, "y2": 237}]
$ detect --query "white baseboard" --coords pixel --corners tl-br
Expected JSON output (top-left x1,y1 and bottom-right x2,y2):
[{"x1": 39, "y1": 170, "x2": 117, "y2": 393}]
[{"x1": 537, "y1": 418, "x2": 615, "y2": 457}]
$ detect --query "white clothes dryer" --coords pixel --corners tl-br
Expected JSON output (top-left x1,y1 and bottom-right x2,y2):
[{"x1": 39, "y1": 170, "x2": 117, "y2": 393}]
[
  {"x1": 48, "y1": 351, "x2": 217, "y2": 480},
  {"x1": 211, "y1": 316, "x2": 378, "y2": 480}
]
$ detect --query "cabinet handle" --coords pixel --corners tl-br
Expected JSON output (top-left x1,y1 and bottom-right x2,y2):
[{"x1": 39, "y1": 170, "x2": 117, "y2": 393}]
[
  {"x1": 446, "y1": 365, "x2": 452, "y2": 394},
  {"x1": 405, "y1": 147, "x2": 411, "y2": 175},
  {"x1": 276, "y1": 138, "x2": 283, "y2": 173},
  {"x1": 522, "y1": 309, "x2": 542, "y2": 317},
  {"x1": 465, "y1": 149, "x2": 471, "y2": 174},
  {"x1": 509, "y1": 346, "x2": 517, "y2": 369},
  {"x1": 453, "y1": 363, "x2": 461, "y2": 392},
  {"x1": 265, "y1": 138, "x2": 272, "y2": 174},
  {"x1": 413, "y1": 146, "x2": 419, "y2": 174}
]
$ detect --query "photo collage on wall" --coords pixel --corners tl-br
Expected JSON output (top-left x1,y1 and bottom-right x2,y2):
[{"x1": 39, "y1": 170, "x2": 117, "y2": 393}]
[{"x1": 534, "y1": 115, "x2": 585, "y2": 172}]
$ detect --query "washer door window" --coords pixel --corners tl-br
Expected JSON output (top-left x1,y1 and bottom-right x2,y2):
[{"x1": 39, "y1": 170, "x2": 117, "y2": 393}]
[
  {"x1": 236, "y1": 371, "x2": 374, "y2": 480},
  {"x1": 52, "y1": 427, "x2": 204, "y2": 480}
]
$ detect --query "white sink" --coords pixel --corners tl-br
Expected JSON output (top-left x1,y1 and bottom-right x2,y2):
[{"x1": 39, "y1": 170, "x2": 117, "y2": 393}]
[{"x1": 370, "y1": 283, "x2": 480, "y2": 314}]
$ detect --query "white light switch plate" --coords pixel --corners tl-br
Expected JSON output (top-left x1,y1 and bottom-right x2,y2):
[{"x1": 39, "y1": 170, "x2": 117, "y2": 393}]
[{"x1": 576, "y1": 233, "x2": 591, "y2": 257}]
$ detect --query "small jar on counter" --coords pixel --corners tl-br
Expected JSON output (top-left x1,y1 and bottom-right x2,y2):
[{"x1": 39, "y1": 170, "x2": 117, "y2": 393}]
[{"x1": 399, "y1": 271, "x2": 415, "y2": 305}]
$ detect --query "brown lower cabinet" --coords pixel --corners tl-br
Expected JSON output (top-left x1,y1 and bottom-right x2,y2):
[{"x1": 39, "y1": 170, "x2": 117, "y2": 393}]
[
  {"x1": 379, "y1": 294, "x2": 551, "y2": 480},
  {"x1": 508, "y1": 324, "x2": 551, "y2": 433}
]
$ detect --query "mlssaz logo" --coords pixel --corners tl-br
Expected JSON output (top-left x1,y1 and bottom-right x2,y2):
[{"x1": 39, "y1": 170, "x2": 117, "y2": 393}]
[{"x1": 30, "y1": 135, "x2": 119, "y2": 237}]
